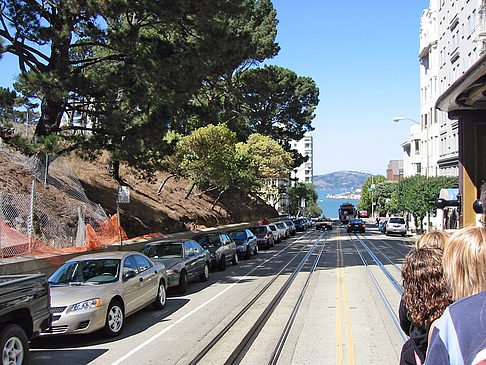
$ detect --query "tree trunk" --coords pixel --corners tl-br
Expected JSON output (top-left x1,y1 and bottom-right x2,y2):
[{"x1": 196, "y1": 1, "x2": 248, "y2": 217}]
[
  {"x1": 211, "y1": 188, "x2": 227, "y2": 210},
  {"x1": 34, "y1": 97, "x2": 66, "y2": 138},
  {"x1": 107, "y1": 158, "x2": 121, "y2": 182},
  {"x1": 185, "y1": 182, "x2": 196, "y2": 199},
  {"x1": 157, "y1": 174, "x2": 176, "y2": 195}
]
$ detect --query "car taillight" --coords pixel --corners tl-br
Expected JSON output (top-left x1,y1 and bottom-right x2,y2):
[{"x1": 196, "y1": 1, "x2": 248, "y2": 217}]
[
  {"x1": 405, "y1": 225, "x2": 408, "y2": 229},
  {"x1": 361, "y1": 224, "x2": 365, "y2": 227},
  {"x1": 348, "y1": 224, "x2": 351, "y2": 227}
]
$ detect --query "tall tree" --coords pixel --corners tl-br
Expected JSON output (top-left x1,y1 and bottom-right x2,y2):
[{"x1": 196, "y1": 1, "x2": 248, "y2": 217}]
[
  {"x1": 397, "y1": 175, "x2": 458, "y2": 231},
  {"x1": 236, "y1": 133, "x2": 293, "y2": 179},
  {"x1": 236, "y1": 65, "x2": 319, "y2": 147},
  {"x1": 0, "y1": 0, "x2": 281, "y2": 168},
  {"x1": 358, "y1": 175, "x2": 386, "y2": 213},
  {"x1": 288, "y1": 182, "x2": 320, "y2": 217},
  {"x1": 167, "y1": 124, "x2": 257, "y2": 207}
]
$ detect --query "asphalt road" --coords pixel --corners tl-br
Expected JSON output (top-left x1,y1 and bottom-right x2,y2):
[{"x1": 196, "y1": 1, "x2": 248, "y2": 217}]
[{"x1": 30, "y1": 220, "x2": 414, "y2": 364}]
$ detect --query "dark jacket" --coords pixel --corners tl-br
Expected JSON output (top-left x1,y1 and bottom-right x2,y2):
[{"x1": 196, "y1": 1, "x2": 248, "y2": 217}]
[{"x1": 399, "y1": 298, "x2": 429, "y2": 365}]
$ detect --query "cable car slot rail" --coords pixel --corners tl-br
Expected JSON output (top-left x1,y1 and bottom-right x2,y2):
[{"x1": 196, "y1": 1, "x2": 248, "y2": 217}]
[
  {"x1": 349, "y1": 232, "x2": 407, "y2": 342},
  {"x1": 189, "y1": 230, "x2": 327, "y2": 365}
]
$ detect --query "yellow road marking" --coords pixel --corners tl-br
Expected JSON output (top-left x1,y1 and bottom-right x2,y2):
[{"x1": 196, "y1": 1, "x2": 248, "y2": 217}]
[{"x1": 336, "y1": 228, "x2": 356, "y2": 365}]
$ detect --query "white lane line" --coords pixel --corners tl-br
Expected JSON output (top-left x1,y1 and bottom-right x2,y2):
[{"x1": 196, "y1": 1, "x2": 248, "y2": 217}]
[{"x1": 111, "y1": 233, "x2": 313, "y2": 365}]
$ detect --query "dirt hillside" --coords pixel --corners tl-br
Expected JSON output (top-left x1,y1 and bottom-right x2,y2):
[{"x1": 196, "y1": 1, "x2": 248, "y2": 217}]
[{"x1": 0, "y1": 145, "x2": 278, "y2": 239}]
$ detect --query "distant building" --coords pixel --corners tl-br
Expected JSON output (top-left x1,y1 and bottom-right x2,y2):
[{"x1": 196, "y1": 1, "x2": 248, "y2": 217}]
[
  {"x1": 386, "y1": 160, "x2": 403, "y2": 182},
  {"x1": 291, "y1": 132, "x2": 313, "y2": 184}
]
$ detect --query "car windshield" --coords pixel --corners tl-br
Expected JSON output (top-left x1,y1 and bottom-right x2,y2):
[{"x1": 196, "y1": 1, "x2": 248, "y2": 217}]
[
  {"x1": 284, "y1": 221, "x2": 294, "y2": 226},
  {"x1": 389, "y1": 218, "x2": 405, "y2": 224},
  {"x1": 194, "y1": 235, "x2": 220, "y2": 248},
  {"x1": 49, "y1": 259, "x2": 120, "y2": 285},
  {"x1": 229, "y1": 231, "x2": 247, "y2": 240},
  {"x1": 249, "y1": 226, "x2": 266, "y2": 235},
  {"x1": 276, "y1": 223, "x2": 285, "y2": 229},
  {"x1": 142, "y1": 244, "x2": 183, "y2": 258}
]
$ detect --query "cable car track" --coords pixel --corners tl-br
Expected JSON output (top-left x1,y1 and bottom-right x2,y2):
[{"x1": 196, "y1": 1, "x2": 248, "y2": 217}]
[{"x1": 189, "y1": 230, "x2": 328, "y2": 365}]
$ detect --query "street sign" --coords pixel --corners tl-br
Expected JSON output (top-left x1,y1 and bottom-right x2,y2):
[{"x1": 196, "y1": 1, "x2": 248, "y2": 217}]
[
  {"x1": 368, "y1": 188, "x2": 373, "y2": 192},
  {"x1": 117, "y1": 186, "x2": 130, "y2": 204}
]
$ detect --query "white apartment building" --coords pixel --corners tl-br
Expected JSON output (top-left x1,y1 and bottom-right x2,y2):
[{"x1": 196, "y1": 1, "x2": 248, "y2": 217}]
[
  {"x1": 291, "y1": 132, "x2": 313, "y2": 184},
  {"x1": 404, "y1": 0, "x2": 485, "y2": 178}
]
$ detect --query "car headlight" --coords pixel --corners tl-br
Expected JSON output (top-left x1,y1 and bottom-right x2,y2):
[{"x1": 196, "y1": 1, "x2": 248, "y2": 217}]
[
  {"x1": 71, "y1": 298, "x2": 102, "y2": 312},
  {"x1": 210, "y1": 253, "x2": 216, "y2": 258}
]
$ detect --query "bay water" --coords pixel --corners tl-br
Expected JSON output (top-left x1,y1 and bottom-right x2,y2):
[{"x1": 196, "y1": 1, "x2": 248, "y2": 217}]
[{"x1": 317, "y1": 190, "x2": 359, "y2": 219}]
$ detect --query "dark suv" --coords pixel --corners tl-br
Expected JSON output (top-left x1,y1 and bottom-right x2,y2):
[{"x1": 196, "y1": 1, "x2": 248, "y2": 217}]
[{"x1": 193, "y1": 233, "x2": 238, "y2": 271}]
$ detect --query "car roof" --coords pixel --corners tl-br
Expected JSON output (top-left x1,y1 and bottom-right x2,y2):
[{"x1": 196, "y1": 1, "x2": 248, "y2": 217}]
[
  {"x1": 66, "y1": 251, "x2": 138, "y2": 262},
  {"x1": 145, "y1": 240, "x2": 187, "y2": 246}
]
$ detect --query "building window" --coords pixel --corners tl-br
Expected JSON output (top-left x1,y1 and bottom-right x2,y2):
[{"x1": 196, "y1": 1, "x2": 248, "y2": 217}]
[{"x1": 414, "y1": 140, "x2": 420, "y2": 154}]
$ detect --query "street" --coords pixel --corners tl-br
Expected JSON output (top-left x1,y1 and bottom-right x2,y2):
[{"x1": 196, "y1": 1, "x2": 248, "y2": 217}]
[{"x1": 30, "y1": 221, "x2": 414, "y2": 364}]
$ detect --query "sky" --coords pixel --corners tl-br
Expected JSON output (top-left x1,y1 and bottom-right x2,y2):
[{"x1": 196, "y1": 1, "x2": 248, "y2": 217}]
[
  {"x1": 268, "y1": 0, "x2": 430, "y2": 176},
  {"x1": 0, "y1": 1, "x2": 430, "y2": 177}
]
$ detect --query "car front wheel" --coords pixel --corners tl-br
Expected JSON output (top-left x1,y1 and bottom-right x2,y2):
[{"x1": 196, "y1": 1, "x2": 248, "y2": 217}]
[
  {"x1": 0, "y1": 324, "x2": 28, "y2": 365},
  {"x1": 219, "y1": 256, "x2": 226, "y2": 271},
  {"x1": 177, "y1": 271, "x2": 188, "y2": 294},
  {"x1": 103, "y1": 300, "x2": 124, "y2": 337},
  {"x1": 153, "y1": 281, "x2": 167, "y2": 309},
  {"x1": 199, "y1": 263, "x2": 209, "y2": 282}
]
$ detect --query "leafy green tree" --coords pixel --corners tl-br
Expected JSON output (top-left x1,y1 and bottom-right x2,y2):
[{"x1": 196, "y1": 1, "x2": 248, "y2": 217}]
[
  {"x1": 288, "y1": 182, "x2": 320, "y2": 216},
  {"x1": 0, "y1": 0, "x2": 280, "y2": 170},
  {"x1": 358, "y1": 175, "x2": 386, "y2": 213},
  {"x1": 397, "y1": 175, "x2": 458, "y2": 232},
  {"x1": 236, "y1": 133, "x2": 293, "y2": 179},
  {"x1": 167, "y1": 124, "x2": 256, "y2": 208},
  {"x1": 236, "y1": 66, "x2": 319, "y2": 146},
  {"x1": 373, "y1": 180, "x2": 399, "y2": 215}
]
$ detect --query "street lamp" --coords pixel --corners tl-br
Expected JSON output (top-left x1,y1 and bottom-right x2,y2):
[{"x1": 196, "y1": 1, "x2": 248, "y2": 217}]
[{"x1": 393, "y1": 116, "x2": 429, "y2": 178}]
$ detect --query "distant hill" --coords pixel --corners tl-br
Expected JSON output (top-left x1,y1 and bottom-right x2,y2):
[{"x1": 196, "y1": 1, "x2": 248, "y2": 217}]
[{"x1": 313, "y1": 171, "x2": 371, "y2": 191}]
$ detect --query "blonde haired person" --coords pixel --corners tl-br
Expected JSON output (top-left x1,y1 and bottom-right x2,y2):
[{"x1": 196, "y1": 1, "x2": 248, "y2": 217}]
[
  {"x1": 427, "y1": 226, "x2": 486, "y2": 364},
  {"x1": 415, "y1": 230, "x2": 450, "y2": 250},
  {"x1": 398, "y1": 231, "x2": 452, "y2": 365}
]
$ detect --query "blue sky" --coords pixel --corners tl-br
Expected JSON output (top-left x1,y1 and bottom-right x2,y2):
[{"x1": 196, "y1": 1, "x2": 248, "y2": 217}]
[
  {"x1": 1, "y1": 1, "x2": 429, "y2": 177},
  {"x1": 269, "y1": 0, "x2": 429, "y2": 176}
]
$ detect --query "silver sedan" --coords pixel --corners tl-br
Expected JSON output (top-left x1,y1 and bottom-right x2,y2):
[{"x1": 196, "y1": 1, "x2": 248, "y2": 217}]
[{"x1": 45, "y1": 251, "x2": 168, "y2": 337}]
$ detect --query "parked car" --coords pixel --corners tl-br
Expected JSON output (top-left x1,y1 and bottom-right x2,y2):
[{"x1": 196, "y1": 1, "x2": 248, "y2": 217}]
[
  {"x1": 268, "y1": 223, "x2": 282, "y2": 243},
  {"x1": 275, "y1": 221, "x2": 290, "y2": 239},
  {"x1": 46, "y1": 251, "x2": 168, "y2": 337},
  {"x1": 228, "y1": 229, "x2": 259, "y2": 259},
  {"x1": 347, "y1": 218, "x2": 366, "y2": 233},
  {"x1": 386, "y1": 217, "x2": 408, "y2": 236},
  {"x1": 284, "y1": 220, "x2": 296, "y2": 236},
  {"x1": 141, "y1": 240, "x2": 210, "y2": 293},
  {"x1": 316, "y1": 217, "x2": 333, "y2": 230},
  {"x1": 248, "y1": 225, "x2": 275, "y2": 249},
  {"x1": 0, "y1": 274, "x2": 52, "y2": 364},
  {"x1": 293, "y1": 218, "x2": 307, "y2": 232},
  {"x1": 379, "y1": 220, "x2": 388, "y2": 233},
  {"x1": 193, "y1": 233, "x2": 238, "y2": 271}
]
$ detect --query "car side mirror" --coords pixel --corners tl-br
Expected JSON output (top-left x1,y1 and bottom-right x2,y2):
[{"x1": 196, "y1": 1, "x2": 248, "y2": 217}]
[{"x1": 123, "y1": 270, "x2": 137, "y2": 281}]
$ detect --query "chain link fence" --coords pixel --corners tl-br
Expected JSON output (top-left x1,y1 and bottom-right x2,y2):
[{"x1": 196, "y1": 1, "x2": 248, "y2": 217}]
[{"x1": 1, "y1": 123, "x2": 110, "y2": 256}]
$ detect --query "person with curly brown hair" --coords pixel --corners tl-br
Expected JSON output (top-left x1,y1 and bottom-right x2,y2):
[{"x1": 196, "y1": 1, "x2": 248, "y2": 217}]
[
  {"x1": 427, "y1": 226, "x2": 486, "y2": 364},
  {"x1": 399, "y1": 232, "x2": 453, "y2": 365}
]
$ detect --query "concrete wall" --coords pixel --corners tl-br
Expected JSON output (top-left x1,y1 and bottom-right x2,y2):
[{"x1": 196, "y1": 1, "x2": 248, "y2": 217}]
[{"x1": 0, "y1": 221, "x2": 257, "y2": 277}]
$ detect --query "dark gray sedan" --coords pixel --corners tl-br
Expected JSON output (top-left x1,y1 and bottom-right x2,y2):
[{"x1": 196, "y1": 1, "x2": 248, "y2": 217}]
[
  {"x1": 142, "y1": 240, "x2": 210, "y2": 294},
  {"x1": 227, "y1": 229, "x2": 258, "y2": 259}
]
